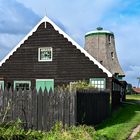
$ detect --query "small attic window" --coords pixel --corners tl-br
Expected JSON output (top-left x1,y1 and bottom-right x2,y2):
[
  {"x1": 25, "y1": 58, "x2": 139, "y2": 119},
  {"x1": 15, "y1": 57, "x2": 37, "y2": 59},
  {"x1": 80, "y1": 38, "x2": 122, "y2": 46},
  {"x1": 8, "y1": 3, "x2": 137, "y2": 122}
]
[
  {"x1": 38, "y1": 47, "x2": 52, "y2": 62},
  {"x1": 108, "y1": 35, "x2": 111, "y2": 43},
  {"x1": 100, "y1": 61, "x2": 103, "y2": 64},
  {"x1": 111, "y1": 52, "x2": 114, "y2": 59}
]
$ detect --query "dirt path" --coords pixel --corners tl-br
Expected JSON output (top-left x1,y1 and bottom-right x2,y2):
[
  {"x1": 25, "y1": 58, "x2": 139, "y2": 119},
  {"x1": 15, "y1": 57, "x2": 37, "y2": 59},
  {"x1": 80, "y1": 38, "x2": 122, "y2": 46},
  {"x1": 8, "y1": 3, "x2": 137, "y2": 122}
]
[
  {"x1": 127, "y1": 100, "x2": 140, "y2": 140},
  {"x1": 128, "y1": 125, "x2": 140, "y2": 140}
]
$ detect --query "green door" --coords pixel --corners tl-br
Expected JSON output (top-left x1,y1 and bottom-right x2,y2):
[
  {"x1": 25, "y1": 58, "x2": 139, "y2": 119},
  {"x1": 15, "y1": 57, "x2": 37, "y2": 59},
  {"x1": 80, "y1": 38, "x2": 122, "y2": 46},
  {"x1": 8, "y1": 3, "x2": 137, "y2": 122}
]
[{"x1": 36, "y1": 79, "x2": 54, "y2": 92}]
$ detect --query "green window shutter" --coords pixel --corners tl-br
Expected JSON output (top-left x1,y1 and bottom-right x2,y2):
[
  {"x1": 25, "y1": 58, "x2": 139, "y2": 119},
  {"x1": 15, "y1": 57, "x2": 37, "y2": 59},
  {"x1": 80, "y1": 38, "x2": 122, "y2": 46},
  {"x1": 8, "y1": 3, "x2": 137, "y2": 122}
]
[
  {"x1": 45, "y1": 80, "x2": 54, "y2": 92},
  {"x1": 36, "y1": 81, "x2": 45, "y2": 92},
  {"x1": 36, "y1": 79, "x2": 54, "y2": 92},
  {"x1": 0, "y1": 81, "x2": 4, "y2": 90}
]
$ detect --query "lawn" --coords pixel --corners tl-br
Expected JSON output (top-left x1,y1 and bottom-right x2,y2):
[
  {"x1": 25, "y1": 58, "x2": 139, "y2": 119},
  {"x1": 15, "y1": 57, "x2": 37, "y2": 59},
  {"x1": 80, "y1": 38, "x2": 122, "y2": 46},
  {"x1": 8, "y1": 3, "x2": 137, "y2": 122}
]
[
  {"x1": 95, "y1": 94, "x2": 140, "y2": 140},
  {"x1": 126, "y1": 94, "x2": 140, "y2": 102},
  {"x1": 126, "y1": 94, "x2": 140, "y2": 100}
]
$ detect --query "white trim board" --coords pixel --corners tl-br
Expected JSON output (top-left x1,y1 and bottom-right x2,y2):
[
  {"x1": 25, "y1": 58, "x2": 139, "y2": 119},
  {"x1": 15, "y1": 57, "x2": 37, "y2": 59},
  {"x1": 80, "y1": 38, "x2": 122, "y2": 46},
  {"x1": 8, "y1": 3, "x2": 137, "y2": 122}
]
[
  {"x1": 0, "y1": 16, "x2": 112, "y2": 77},
  {"x1": 36, "y1": 79, "x2": 54, "y2": 82}
]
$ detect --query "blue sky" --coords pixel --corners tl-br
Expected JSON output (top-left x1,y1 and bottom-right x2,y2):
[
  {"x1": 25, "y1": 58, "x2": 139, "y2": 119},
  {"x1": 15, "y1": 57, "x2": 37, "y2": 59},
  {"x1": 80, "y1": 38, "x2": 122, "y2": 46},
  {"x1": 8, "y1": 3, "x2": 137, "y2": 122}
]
[{"x1": 0, "y1": 0, "x2": 140, "y2": 86}]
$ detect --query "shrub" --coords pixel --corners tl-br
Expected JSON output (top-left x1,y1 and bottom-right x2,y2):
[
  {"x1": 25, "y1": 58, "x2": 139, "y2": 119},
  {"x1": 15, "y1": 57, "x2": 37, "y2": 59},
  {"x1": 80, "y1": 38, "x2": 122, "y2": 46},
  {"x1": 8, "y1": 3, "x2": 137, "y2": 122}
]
[{"x1": 70, "y1": 80, "x2": 96, "y2": 91}]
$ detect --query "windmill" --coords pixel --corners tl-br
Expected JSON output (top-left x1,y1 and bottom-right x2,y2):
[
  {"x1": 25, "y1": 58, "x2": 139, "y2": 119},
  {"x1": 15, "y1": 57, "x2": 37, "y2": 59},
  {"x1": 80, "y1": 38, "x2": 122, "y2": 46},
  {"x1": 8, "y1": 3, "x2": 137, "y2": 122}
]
[
  {"x1": 137, "y1": 77, "x2": 140, "y2": 88},
  {"x1": 84, "y1": 27, "x2": 125, "y2": 79}
]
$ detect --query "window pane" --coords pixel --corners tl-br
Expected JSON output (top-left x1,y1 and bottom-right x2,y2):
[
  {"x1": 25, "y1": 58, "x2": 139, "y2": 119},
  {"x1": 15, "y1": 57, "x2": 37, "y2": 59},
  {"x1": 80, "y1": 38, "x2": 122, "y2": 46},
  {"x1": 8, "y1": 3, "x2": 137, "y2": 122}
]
[
  {"x1": 39, "y1": 47, "x2": 52, "y2": 61},
  {"x1": 90, "y1": 78, "x2": 106, "y2": 89},
  {"x1": 14, "y1": 81, "x2": 31, "y2": 91},
  {"x1": 101, "y1": 81, "x2": 104, "y2": 84},
  {"x1": 101, "y1": 85, "x2": 104, "y2": 89}
]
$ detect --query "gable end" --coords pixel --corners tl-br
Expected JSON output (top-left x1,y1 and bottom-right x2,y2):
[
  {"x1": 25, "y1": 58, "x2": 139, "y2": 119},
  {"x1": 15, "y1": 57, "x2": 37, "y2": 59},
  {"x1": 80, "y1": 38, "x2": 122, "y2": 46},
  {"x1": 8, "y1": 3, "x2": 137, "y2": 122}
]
[{"x1": 0, "y1": 16, "x2": 112, "y2": 77}]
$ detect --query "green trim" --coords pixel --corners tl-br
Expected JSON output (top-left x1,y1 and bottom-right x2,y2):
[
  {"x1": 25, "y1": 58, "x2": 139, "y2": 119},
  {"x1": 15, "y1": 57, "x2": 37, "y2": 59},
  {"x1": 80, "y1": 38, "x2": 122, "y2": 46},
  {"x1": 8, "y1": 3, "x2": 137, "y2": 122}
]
[
  {"x1": 14, "y1": 81, "x2": 31, "y2": 90},
  {"x1": 85, "y1": 32, "x2": 114, "y2": 37},
  {"x1": 0, "y1": 81, "x2": 4, "y2": 90},
  {"x1": 89, "y1": 78, "x2": 106, "y2": 89}
]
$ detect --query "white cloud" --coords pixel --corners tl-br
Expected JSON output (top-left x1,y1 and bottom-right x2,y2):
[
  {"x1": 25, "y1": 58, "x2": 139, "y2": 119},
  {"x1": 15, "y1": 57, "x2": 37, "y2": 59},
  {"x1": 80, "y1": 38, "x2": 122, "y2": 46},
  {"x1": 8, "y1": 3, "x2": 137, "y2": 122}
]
[
  {"x1": 16, "y1": 0, "x2": 119, "y2": 46},
  {"x1": 1, "y1": 0, "x2": 140, "y2": 86},
  {"x1": 0, "y1": 0, "x2": 39, "y2": 34},
  {"x1": 0, "y1": 33, "x2": 23, "y2": 59},
  {"x1": 0, "y1": 0, "x2": 40, "y2": 59},
  {"x1": 124, "y1": 66, "x2": 140, "y2": 86}
]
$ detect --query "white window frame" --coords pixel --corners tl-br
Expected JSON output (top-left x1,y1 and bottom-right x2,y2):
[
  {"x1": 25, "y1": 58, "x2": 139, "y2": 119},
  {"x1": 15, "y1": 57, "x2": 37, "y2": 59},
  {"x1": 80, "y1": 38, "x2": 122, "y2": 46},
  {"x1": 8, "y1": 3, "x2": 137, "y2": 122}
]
[
  {"x1": 36, "y1": 79, "x2": 54, "y2": 82},
  {"x1": 90, "y1": 78, "x2": 106, "y2": 89},
  {"x1": 38, "y1": 47, "x2": 53, "y2": 62},
  {"x1": 14, "y1": 81, "x2": 31, "y2": 90}
]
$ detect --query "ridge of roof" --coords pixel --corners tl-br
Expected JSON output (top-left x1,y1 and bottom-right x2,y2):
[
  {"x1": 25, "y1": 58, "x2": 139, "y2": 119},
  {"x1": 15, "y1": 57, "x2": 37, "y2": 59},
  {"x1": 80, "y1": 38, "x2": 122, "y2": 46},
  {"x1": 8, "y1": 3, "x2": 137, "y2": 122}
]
[{"x1": 0, "y1": 16, "x2": 112, "y2": 77}]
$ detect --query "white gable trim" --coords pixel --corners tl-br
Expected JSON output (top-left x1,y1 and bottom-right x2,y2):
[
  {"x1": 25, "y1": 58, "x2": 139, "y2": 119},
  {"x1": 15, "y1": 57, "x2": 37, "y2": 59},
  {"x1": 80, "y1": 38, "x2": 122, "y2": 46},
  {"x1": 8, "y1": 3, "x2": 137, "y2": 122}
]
[{"x1": 0, "y1": 16, "x2": 112, "y2": 77}]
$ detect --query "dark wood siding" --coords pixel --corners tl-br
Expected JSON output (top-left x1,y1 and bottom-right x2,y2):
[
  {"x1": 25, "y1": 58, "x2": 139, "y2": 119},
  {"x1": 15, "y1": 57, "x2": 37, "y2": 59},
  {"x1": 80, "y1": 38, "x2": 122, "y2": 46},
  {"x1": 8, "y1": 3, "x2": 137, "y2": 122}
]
[{"x1": 0, "y1": 22, "x2": 110, "y2": 89}]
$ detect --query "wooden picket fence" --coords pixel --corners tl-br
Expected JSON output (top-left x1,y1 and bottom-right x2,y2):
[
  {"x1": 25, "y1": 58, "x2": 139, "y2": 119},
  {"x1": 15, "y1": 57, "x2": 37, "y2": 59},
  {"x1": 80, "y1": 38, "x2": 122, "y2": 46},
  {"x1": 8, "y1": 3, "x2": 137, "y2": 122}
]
[
  {"x1": 0, "y1": 88, "x2": 76, "y2": 131},
  {"x1": 0, "y1": 88, "x2": 112, "y2": 131}
]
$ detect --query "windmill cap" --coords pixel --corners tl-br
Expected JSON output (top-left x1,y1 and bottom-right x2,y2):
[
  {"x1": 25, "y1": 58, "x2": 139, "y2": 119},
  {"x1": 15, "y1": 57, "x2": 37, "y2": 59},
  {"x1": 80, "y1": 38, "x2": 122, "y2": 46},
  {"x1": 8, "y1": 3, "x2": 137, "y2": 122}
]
[{"x1": 85, "y1": 27, "x2": 114, "y2": 37}]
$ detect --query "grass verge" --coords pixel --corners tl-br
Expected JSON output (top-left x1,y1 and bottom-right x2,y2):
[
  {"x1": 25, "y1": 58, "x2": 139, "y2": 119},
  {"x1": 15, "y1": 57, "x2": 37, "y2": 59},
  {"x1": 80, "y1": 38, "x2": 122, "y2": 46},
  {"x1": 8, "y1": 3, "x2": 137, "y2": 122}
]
[
  {"x1": 96, "y1": 95, "x2": 140, "y2": 140},
  {"x1": 126, "y1": 94, "x2": 140, "y2": 103}
]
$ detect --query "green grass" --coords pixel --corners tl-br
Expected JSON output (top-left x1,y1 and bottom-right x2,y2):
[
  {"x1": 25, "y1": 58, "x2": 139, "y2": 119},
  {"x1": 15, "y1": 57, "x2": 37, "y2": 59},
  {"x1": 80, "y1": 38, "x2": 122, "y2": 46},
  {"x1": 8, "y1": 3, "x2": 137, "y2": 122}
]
[
  {"x1": 126, "y1": 94, "x2": 140, "y2": 100},
  {"x1": 95, "y1": 94, "x2": 140, "y2": 140},
  {"x1": 126, "y1": 94, "x2": 140, "y2": 103}
]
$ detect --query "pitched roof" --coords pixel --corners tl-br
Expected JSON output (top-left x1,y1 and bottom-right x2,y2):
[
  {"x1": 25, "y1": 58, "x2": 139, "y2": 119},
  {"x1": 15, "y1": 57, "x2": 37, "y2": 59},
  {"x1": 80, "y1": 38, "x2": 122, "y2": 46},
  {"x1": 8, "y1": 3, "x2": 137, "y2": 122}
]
[
  {"x1": 133, "y1": 88, "x2": 140, "y2": 94},
  {"x1": 0, "y1": 16, "x2": 112, "y2": 77}
]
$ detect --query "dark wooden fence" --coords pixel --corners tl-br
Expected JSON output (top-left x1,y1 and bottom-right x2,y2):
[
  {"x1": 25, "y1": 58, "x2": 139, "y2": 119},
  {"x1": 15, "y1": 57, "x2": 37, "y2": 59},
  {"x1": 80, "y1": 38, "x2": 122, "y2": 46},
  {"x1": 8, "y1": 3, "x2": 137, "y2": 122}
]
[
  {"x1": 111, "y1": 79, "x2": 127, "y2": 111},
  {"x1": 77, "y1": 89, "x2": 110, "y2": 125},
  {"x1": 0, "y1": 88, "x2": 76, "y2": 131},
  {"x1": 111, "y1": 91, "x2": 121, "y2": 110},
  {"x1": 0, "y1": 88, "x2": 111, "y2": 131}
]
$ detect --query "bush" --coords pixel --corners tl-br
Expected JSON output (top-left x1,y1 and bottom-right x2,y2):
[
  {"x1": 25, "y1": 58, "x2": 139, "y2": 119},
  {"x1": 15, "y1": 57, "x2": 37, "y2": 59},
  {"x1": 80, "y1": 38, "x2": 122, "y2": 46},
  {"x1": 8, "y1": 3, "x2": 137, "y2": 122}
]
[
  {"x1": 46, "y1": 122, "x2": 94, "y2": 140},
  {"x1": 70, "y1": 80, "x2": 96, "y2": 91},
  {"x1": 0, "y1": 119, "x2": 45, "y2": 140},
  {"x1": 0, "y1": 120, "x2": 111, "y2": 140}
]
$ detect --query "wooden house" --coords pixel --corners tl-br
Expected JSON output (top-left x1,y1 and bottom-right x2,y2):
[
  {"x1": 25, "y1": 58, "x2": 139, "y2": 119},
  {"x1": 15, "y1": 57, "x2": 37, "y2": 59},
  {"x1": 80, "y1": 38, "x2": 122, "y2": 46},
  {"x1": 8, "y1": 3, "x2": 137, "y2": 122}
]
[{"x1": 0, "y1": 16, "x2": 125, "y2": 92}]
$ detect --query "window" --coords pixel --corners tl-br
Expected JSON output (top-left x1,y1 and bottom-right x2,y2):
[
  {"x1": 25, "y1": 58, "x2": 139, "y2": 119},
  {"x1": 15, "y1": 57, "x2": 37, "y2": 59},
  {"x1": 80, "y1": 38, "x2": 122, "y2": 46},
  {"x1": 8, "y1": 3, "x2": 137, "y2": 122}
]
[
  {"x1": 111, "y1": 52, "x2": 114, "y2": 59},
  {"x1": 14, "y1": 81, "x2": 31, "y2": 91},
  {"x1": 108, "y1": 35, "x2": 111, "y2": 43},
  {"x1": 0, "y1": 81, "x2": 4, "y2": 90},
  {"x1": 90, "y1": 78, "x2": 106, "y2": 89},
  {"x1": 38, "y1": 47, "x2": 52, "y2": 62},
  {"x1": 100, "y1": 61, "x2": 103, "y2": 64}
]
